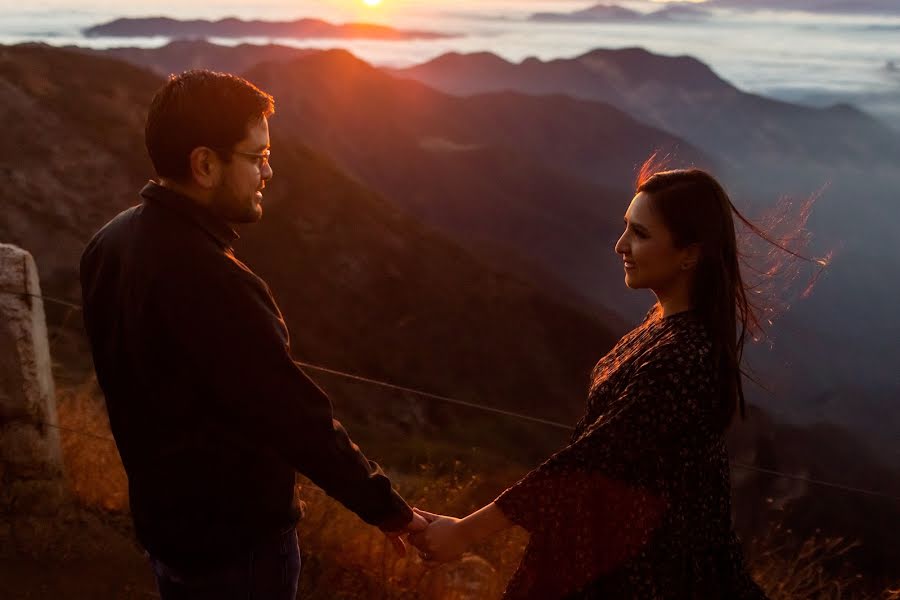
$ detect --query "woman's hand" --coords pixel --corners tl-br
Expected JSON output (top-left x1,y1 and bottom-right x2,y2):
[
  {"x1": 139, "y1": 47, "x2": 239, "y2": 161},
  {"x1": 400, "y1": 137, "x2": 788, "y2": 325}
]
[
  {"x1": 381, "y1": 510, "x2": 429, "y2": 556},
  {"x1": 407, "y1": 508, "x2": 472, "y2": 563}
]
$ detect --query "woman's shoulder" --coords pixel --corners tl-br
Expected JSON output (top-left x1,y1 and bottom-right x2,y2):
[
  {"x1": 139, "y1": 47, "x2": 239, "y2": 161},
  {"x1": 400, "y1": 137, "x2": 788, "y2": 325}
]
[
  {"x1": 605, "y1": 307, "x2": 713, "y2": 374},
  {"x1": 640, "y1": 310, "x2": 714, "y2": 369}
]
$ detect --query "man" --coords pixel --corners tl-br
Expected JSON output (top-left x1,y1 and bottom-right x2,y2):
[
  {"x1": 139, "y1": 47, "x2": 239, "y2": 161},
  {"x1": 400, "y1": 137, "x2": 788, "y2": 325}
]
[{"x1": 80, "y1": 70, "x2": 425, "y2": 598}]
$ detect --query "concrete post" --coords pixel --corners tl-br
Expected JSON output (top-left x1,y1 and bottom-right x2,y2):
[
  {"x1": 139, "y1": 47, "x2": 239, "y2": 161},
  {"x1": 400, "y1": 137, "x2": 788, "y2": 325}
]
[{"x1": 0, "y1": 243, "x2": 67, "y2": 557}]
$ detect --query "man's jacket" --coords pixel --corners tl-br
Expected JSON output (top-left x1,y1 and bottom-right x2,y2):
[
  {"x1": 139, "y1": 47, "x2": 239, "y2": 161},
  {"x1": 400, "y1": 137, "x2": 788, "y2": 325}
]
[{"x1": 80, "y1": 181, "x2": 411, "y2": 571}]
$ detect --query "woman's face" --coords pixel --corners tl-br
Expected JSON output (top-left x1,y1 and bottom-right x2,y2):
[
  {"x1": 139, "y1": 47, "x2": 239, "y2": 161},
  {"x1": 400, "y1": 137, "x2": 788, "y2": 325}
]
[{"x1": 615, "y1": 191, "x2": 694, "y2": 292}]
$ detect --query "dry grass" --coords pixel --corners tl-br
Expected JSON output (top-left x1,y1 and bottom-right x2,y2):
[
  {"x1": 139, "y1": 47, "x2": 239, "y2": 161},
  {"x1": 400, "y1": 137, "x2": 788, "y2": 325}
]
[
  {"x1": 749, "y1": 527, "x2": 867, "y2": 600},
  {"x1": 51, "y1": 378, "x2": 899, "y2": 599},
  {"x1": 55, "y1": 378, "x2": 129, "y2": 512},
  {"x1": 292, "y1": 471, "x2": 526, "y2": 599}
]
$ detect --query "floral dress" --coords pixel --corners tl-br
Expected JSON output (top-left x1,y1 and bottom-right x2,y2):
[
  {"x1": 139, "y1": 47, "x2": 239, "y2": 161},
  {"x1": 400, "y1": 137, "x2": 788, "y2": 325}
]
[{"x1": 494, "y1": 308, "x2": 767, "y2": 599}]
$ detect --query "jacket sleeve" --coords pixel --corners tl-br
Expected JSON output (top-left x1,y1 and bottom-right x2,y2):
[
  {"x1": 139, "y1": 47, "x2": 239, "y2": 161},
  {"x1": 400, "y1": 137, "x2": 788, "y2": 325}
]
[{"x1": 156, "y1": 253, "x2": 412, "y2": 532}]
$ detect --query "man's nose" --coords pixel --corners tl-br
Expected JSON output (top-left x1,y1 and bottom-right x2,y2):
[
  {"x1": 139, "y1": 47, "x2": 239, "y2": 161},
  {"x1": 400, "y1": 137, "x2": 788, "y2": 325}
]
[{"x1": 262, "y1": 161, "x2": 273, "y2": 181}]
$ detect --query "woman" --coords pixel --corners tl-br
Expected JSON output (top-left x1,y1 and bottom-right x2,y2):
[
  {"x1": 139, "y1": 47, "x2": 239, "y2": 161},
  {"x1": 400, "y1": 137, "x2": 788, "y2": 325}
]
[{"x1": 409, "y1": 167, "x2": 777, "y2": 598}]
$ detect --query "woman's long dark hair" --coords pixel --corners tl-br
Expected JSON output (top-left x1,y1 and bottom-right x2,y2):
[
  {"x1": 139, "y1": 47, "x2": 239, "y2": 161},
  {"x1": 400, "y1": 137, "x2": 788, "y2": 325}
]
[{"x1": 636, "y1": 159, "x2": 825, "y2": 432}]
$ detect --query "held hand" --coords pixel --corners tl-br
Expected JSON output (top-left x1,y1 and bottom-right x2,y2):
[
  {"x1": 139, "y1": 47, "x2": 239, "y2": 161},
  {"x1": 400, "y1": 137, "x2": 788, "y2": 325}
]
[
  {"x1": 407, "y1": 508, "x2": 471, "y2": 563},
  {"x1": 382, "y1": 510, "x2": 429, "y2": 556}
]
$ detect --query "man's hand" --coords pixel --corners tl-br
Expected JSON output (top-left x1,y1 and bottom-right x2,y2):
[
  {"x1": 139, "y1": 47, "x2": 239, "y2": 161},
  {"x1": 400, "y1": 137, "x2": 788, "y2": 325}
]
[
  {"x1": 407, "y1": 508, "x2": 470, "y2": 563},
  {"x1": 381, "y1": 510, "x2": 428, "y2": 556}
]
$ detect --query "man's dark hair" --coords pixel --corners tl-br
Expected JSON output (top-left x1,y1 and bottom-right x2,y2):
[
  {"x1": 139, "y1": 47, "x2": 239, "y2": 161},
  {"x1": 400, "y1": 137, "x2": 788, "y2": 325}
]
[{"x1": 145, "y1": 70, "x2": 275, "y2": 181}]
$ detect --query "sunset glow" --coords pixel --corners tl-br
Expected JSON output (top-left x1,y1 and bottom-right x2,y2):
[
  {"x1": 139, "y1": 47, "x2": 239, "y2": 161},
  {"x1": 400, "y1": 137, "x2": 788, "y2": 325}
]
[{"x1": 362, "y1": 0, "x2": 382, "y2": 6}]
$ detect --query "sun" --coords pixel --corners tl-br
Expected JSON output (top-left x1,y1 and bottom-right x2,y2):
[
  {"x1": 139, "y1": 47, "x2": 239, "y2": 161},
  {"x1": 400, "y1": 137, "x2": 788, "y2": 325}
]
[{"x1": 362, "y1": 0, "x2": 382, "y2": 6}]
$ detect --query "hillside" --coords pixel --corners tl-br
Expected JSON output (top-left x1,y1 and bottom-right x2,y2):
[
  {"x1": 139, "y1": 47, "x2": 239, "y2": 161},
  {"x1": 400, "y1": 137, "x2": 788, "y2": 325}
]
[
  {"x1": 0, "y1": 42, "x2": 620, "y2": 436},
  {"x1": 393, "y1": 46, "x2": 900, "y2": 451},
  {"x1": 395, "y1": 48, "x2": 900, "y2": 171},
  {"x1": 1, "y1": 41, "x2": 899, "y2": 598},
  {"x1": 83, "y1": 41, "x2": 900, "y2": 455},
  {"x1": 237, "y1": 49, "x2": 706, "y2": 315}
]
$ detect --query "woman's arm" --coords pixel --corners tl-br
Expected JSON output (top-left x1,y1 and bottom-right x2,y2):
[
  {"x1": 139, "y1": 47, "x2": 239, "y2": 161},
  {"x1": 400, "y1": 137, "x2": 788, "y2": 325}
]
[
  {"x1": 408, "y1": 502, "x2": 514, "y2": 562},
  {"x1": 460, "y1": 502, "x2": 514, "y2": 542}
]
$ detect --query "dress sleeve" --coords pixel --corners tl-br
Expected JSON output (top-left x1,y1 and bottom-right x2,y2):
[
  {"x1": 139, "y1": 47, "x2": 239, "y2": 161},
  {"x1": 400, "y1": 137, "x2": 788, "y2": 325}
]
[{"x1": 495, "y1": 341, "x2": 714, "y2": 537}]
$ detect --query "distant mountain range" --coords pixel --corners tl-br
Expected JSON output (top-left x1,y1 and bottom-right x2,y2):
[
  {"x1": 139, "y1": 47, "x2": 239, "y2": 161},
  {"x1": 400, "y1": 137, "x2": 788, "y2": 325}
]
[
  {"x1": 708, "y1": 0, "x2": 900, "y2": 14},
  {"x1": 529, "y1": 0, "x2": 900, "y2": 22},
  {"x1": 394, "y1": 49, "x2": 900, "y2": 171},
  {"x1": 531, "y1": 3, "x2": 710, "y2": 23},
  {"x1": 239, "y1": 46, "x2": 704, "y2": 314},
  {"x1": 393, "y1": 47, "x2": 900, "y2": 450},
  {"x1": 82, "y1": 17, "x2": 452, "y2": 40}
]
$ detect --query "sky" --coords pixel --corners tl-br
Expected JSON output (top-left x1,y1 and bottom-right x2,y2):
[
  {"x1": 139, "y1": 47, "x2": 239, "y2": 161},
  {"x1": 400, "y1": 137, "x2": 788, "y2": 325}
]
[{"x1": 3, "y1": 1, "x2": 696, "y2": 22}]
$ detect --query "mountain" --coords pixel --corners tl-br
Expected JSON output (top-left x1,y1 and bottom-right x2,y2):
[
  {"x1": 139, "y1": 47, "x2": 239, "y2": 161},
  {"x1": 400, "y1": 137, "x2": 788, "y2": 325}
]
[
  {"x1": 393, "y1": 49, "x2": 900, "y2": 442},
  {"x1": 0, "y1": 43, "x2": 619, "y2": 437},
  {"x1": 531, "y1": 4, "x2": 643, "y2": 22},
  {"x1": 394, "y1": 48, "x2": 900, "y2": 171},
  {"x1": 237, "y1": 48, "x2": 709, "y2": 314},
  {"x1": 72, "y1": 40, "x2": 316, "y2": 78},
  {"x1": 649, "y1": 5, "x2": 711, "y2": 20},
  {"x1": 530, "y1": 3, "x2": 709, "y2": 22},
  {"x1": 709, "y1": 0, "x2": 900, "y2": 14},
  {"x1": 92, "y1": 42, "x2": 710, "y2": 316},
  {"x1": 0, "y1": 43, "x2": 158, "y2": 310},
  {"x1": 83, "y1": 17, "x2": 452, "y2": 40}
]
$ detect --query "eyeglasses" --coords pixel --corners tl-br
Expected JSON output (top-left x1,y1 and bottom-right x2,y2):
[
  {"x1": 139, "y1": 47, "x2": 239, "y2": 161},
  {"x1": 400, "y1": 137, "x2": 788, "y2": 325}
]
[{"x1": 212, "y1": 147, "x2": 271, "y2": 169}]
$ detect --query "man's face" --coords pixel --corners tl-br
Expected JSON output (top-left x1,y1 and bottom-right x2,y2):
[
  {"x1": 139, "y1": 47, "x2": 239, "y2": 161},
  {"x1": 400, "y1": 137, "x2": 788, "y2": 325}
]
[{"x1": 211, "y1": 117, "x2": 273, "y2": 224}]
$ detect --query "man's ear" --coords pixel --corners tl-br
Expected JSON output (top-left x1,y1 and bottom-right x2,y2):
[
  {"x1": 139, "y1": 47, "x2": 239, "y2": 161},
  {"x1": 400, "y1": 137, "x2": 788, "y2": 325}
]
[
  {"x1": 189, "y1": 147, "x2": 222, "y2": 190},
  {"x1": 681, "y1": 243, "x2": 702, "y2": 271}
]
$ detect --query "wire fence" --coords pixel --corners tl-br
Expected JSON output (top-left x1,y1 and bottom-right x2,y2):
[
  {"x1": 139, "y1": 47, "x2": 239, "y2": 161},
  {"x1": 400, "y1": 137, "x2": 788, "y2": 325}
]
[{"x1": 3, "y1": 287, "x2": 900, "y2": 503}]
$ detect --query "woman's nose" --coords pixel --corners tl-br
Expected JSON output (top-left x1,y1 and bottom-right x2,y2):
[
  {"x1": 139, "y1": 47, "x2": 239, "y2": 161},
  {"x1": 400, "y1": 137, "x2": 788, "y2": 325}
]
[{"x1": 614, "y1": 233, "x2": 628, "y2": 255}]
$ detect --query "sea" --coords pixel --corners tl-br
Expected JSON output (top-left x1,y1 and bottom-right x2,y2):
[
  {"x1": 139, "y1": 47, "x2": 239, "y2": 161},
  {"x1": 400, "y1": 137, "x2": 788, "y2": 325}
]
[{"x1": 2, "y1": 0, "x2": 899, "y2": 126}]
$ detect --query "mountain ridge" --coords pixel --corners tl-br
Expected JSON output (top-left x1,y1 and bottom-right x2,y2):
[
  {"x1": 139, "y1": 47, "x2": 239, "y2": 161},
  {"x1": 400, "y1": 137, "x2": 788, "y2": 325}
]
[
  {"x1": 395, "y1": 48, "x2": 900, "y2": 169},
  {"x1": 530, "y1": 3, "x2": 710, "y2": 22},
  {"x1": 83, "y1": 16, "x2": 453, "y2": 40},
  {"x1": 238, "y1": 47, "x2": 707, "y2": 314}
]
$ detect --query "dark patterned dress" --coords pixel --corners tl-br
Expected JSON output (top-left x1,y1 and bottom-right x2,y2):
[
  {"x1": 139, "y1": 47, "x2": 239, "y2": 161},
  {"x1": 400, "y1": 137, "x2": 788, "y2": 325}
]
[{"x1": 495, "y1": 308, "x2": 767, "y2": 599}]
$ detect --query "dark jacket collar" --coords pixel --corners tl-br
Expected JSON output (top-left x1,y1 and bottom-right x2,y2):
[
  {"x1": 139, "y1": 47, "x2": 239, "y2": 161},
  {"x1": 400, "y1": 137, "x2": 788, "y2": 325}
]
[{"x1": 140, "y1": 181, "x2": 239, "y2": 249}]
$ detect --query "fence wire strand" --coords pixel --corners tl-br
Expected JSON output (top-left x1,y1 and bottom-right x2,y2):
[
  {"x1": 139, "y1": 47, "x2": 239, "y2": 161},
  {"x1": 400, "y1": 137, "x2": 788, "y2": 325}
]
[{"x1": 4, "y1": 288, "x2": 899, "y2": 503}]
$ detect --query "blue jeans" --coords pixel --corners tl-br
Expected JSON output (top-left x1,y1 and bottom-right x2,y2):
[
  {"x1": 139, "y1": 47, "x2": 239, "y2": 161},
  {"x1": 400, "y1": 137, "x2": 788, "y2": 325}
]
[{"x1": 149, "y1": 528, "x2": 301, "y2": 600}]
